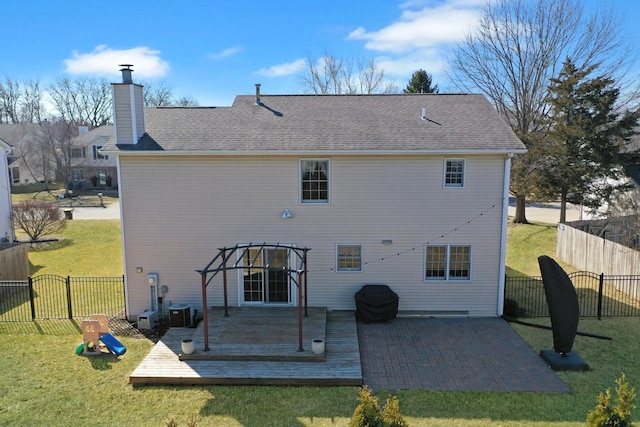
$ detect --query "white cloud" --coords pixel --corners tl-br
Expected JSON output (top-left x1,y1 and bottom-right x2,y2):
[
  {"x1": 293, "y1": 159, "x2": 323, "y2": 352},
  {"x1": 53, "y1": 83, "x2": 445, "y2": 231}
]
[
  {"x1": 257, "y1": 59, "x2": 306, "y2": 78},
  {"x1": 208, "y1": 47, "x2": 242, "y2": 61},
  {"x1": 348, "y1": 1, "x2": 482, "y2": 53},
  {"x1": 64, "y1": 45, "x2": 170, "y2": 78}
]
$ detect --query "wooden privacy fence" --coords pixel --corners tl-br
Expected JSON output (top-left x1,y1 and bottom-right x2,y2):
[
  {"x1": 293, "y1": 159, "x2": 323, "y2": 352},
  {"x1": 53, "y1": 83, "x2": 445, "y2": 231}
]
[
  {"x1": 0, "y1": 274, "x2": 126, "y2": 322},
  {"x1": 505, "y1": 271, "x2": 640, "y2": 319},
  {"x1": 0, "y1": 243, "x2": 29, "y2": 281},
  {"x1": 556, "y1": 222, "x2": 640, "y2": 276}
]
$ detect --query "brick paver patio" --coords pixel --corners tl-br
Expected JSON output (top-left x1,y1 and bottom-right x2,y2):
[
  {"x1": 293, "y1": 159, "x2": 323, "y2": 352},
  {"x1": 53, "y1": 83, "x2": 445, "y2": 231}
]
[{"x1": 358, "y1": 317, "x2": 570, "y2": 392}]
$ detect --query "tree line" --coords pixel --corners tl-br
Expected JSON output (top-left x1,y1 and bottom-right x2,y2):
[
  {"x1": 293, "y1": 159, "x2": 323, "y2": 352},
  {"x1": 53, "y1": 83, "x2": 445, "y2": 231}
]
[{"x1": 0, "y1": 77, "x2": 198, "y2": 127}]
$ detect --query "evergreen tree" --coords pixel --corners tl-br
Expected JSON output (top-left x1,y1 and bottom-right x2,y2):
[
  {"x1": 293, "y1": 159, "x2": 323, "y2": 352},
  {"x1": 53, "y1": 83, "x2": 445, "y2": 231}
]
[
  {"x1": 539, "y1": 59, "x2": 639, "y2": 222},
  {"x1": 403, "y1": 69, "x2": 439, "y2": 94}
]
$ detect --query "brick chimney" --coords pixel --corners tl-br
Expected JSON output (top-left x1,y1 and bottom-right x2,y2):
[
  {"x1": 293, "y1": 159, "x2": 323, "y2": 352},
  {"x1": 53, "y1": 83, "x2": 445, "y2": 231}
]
[{"x1": 111, "y1": 65, "x2": 145, "y2": 145}]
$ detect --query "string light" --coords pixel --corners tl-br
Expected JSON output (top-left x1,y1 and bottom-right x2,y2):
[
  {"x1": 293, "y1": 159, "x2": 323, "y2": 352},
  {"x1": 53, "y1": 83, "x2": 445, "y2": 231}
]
[{"x1": 312, "y1": 199, "x2": 502, "y2": 274}]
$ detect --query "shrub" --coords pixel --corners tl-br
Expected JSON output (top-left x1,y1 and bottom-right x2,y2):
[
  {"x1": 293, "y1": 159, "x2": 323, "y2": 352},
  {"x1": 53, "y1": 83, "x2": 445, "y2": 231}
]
[
  {"x1": 381, "y1": 396, "x2": 408, "y2": 427},
  {"x1": 587, "y1": 372, "x2": 636, "y2": 427},
  {"x1": 349, "y1": 386, "x2": 384, "y2": 427},
  {"x1": 12, "y1": 200, "x2": 65, "y2": 242},
  {"x1": 349, "y1": 386, "x2": 407, "y2": 427}
]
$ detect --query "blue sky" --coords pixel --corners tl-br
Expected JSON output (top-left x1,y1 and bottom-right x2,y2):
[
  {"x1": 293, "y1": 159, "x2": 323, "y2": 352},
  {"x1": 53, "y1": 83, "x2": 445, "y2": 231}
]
[{"x1": 2, "y1": 0, "x2": 639, "y2": 106}]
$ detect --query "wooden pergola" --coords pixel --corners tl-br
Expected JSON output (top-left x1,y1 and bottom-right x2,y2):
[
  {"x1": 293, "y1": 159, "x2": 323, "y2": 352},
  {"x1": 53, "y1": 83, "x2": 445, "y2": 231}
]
[{"x1": 196, "y1": 243, "x2": 311, "y2": 352}]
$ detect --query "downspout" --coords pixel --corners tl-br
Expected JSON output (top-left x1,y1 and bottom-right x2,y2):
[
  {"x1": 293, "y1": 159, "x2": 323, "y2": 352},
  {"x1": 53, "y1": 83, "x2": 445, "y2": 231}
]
[
  {"x1": 115, "y1": 154, "x2": 131, "y2": 320},
  {"x1": 497, "y1": 153, "x2": 513, "y2": 316}
]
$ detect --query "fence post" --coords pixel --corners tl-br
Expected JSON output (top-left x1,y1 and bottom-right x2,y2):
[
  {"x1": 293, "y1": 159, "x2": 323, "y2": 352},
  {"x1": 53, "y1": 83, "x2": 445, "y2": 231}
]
[
  {"x1": 121, "y1": 275, "x2": 126, "y2": 318},
  {"x1": 66, "y1": 276, "x2": 73, "y2": 320},
  {"x1": 28, "y1": 276, "x2": 36, "y2": 320},
  {"x1": 597, "y1": 273, "x2": 604, "y2": 321}
]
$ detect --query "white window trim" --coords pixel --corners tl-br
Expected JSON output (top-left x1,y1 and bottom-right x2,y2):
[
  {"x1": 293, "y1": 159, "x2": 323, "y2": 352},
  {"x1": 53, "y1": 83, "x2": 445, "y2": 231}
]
[
  {"x1": 335, "y1": 243, "x2": 363, "y2": 273},
  {"x1": 236, "y1": 243, "x2": 298, "y2": 306},
  {"x1": 424, "y1": 244, "x2": 472, "y2": 282},
  {"x1": 299, "y1": 158, "x2": 330, "y2": 204},
  {"x1": 443, "y1": 158, "x2": 466, "y2": 188}
]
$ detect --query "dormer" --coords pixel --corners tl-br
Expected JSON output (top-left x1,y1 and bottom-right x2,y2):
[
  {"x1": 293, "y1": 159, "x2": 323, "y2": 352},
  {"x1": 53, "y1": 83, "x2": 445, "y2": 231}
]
[{"x1": 111, "y1": 65, "x2": 145, "y2": 145}]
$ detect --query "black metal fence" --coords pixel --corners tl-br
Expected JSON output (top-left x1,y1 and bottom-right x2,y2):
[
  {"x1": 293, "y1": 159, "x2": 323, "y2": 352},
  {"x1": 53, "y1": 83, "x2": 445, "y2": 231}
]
[
  {"x1": 0, "y1": 275, "x2": 125, "y2": 322},
  {"x1": 505, "y1": 271, "x2": 640, "y2": 319}
]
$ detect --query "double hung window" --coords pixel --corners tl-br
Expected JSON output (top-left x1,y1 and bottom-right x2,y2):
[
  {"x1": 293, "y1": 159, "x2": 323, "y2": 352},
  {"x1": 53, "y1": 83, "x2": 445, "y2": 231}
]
[
  {"x1": 336, "y1": 244, "x2": 362, "y2": 272},
  {"x1": 300, "y1": 160, "x2": 329, "y2": 203},
  {"x1": 444, "y1": 159, "x2": 465, "y2": 188},
  {"x1": 425, "y1": 244, "x2": 471, "y2": 281}
]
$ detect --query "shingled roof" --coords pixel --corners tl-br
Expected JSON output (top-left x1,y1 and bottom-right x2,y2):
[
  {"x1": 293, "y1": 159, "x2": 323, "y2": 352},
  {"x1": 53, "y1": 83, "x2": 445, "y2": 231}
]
[{"x1": 104, "y1": 93, "x2": 526, "y2": 154}]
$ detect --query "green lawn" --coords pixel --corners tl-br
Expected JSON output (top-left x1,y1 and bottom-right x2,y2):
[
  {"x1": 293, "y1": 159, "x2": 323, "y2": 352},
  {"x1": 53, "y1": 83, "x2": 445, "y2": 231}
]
[
  {"x1": 27, "y1": 220, "x2": 123, "y2": 276},
  {"x1": 1, "y1": 217, "x2": 638, "y2": 426}
]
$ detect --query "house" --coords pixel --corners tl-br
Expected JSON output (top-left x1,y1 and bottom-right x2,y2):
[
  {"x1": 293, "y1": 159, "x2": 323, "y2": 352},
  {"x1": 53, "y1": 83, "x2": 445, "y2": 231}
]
[
  {"x1": 1, "y1": 124, "x2": 117, "y2": 189},
  {"x1": 102, "y1": 68, "x2": 527, "y2": 321},
  {"x1": 0, "y1": 137, "x2": 14, "y2": 241},
  {"x1": 66, "y1": 125, "x2": 117, "y2": 190},
  {"x1": 0, "y1": 124, "x2": 38, "y2": 185}
]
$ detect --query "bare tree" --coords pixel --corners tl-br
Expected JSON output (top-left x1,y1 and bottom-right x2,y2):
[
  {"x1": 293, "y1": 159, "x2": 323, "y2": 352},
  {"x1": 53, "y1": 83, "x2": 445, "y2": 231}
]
[
  {"x1": 12, "y1": 200, "x2": 65, "y2": 242},
  {"x1": 0, "y1": 78, "x2": 21, "y2": 124},
  {"x1": 142, "y1": 81, "x2": 174, "y2": 107},
  {"x1": 18, "y1": 120, "x2": 79, "y2": 193},
  {"x1": 174, "y1": 96, "x2": 199, "y2": 107},
  {"x1": 300, "y1": 52, "x2": 396, "y2": 94},
  {"x1": 47, "y1": 77, "x2": 112, "y2": 127},
  {"x1": 450, "y1": 0, "x2": 634, "y2": 223},
  {"x1": 20, "y1": 80, "x2": 45, "y2": 123}
]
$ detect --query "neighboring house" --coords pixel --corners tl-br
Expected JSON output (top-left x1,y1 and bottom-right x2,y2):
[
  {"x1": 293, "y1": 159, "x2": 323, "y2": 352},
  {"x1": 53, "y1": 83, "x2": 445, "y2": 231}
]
[
  {"x1": 102, "y1": 70, "x2": 527, "y2": 321},
  {"x1": 0, "y1": 138, "x2": 14, "y2": 241},
  {"x1": 0, "y1": 124, "x2": 38, "y2": 185},
  {"x1": 0, "y1": 124, "x2": 117, "y2": 189},
  {"x1": 67, "y1": 125, "x2": 117, "y2": 190}
]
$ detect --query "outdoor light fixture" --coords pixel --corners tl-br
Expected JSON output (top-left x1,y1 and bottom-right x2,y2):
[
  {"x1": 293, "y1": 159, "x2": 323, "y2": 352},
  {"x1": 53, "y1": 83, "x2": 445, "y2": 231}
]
[{"x1": 281, "y1": 209, "x2": 293, "y2": 219}]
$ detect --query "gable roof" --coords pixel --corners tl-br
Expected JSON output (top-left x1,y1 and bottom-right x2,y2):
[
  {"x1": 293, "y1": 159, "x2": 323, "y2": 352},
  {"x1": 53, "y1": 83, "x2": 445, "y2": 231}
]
[
  {"x1": 0, "y1": 124, "x2": 37, "y2": 148},
  {"x1": 104, "y1": 93, "x2": 526, "y2": 155},
  {"x1": 73, "y1": 125, "x2": 113, "y2": 146}
]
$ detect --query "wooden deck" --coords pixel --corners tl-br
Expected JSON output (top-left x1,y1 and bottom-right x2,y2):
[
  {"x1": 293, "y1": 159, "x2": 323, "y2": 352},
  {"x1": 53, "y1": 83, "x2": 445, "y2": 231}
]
[{"x1": 129, "y1": 308, "x2": 362, "y2": 386}]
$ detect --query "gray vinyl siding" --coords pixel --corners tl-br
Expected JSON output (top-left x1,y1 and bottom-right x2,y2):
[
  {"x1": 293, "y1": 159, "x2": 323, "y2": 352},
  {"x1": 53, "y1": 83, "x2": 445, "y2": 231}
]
[{"x1": 119, "y1": 154, "x2": 506, "y2": 318}]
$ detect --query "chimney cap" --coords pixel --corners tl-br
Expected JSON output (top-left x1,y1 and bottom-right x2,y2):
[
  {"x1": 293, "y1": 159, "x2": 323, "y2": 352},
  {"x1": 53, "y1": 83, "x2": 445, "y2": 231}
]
[{"x1": 119, "y1": 64, "x2": 134, "y2": 84}]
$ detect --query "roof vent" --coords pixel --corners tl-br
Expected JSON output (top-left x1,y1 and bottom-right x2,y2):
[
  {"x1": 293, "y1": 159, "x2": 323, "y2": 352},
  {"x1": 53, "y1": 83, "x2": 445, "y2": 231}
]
[
  {"x1": 421, "y1": 107, "x2": 427, "y2": 121},
  {"x1": 255, "y1": 83, "x2": 262, "y2": 105},
  {"x1": 119, "y1": 64, "x2": 134, "y2": 84}
]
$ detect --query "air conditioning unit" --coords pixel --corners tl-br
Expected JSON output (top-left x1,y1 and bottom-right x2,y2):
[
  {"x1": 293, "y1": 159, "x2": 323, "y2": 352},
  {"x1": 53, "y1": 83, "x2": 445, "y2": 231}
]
[
  {"x1": 138, "y1": 310, "x2": 159, "y2": 330},
  {"x1": 169, "y1": 304, "x2": 194, "y2": 327}
]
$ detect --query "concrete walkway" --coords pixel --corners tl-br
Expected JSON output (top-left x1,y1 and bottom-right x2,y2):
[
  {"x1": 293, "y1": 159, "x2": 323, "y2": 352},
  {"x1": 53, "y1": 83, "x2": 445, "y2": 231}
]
[
  {"x1": 508, "y1": 199, "x2": 581, "y2": 224},
  {"x1": 68, "y1": 201, "x2": 121, "y2": 220}
]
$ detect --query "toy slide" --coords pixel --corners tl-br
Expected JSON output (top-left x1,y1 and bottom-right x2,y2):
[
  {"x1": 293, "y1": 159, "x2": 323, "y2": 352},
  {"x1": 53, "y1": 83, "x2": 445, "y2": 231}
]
[{"x1": 99, "y1": 332, "x2": 127, "y2": 356}]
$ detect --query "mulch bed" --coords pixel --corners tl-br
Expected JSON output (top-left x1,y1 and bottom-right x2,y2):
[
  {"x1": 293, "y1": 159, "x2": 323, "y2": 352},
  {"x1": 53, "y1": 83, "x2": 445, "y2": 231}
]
[{"x1": 109, "y1": 317, "x2": 170, "y2": 344}]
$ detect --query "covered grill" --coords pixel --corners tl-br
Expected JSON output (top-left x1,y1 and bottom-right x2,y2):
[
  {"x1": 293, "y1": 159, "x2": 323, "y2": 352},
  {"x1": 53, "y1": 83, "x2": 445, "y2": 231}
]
[{"x1": 354, "y1": 284, "x2": 399, "y2": 323}]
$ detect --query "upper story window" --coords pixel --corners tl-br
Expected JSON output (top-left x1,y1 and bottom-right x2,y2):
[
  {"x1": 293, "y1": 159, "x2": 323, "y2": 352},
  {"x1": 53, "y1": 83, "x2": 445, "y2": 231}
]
[
  {"x1": 300, "y1": 159, "x2": 329, "y2": 203},
  {"x1": 425, "y1": 244, "x2": 471, "y2": 281},
  {"x1": 336, "y1": 244, "x2": 362, "y2": 272},
  {"x1": 444, "y1": 158, "x2": 465, "y2": 188},
  {"x1": 93, "y1": 145, "x2": 108, "y2": 160},
  {"x1": 71, "y1": 147, "x2": 86, "y2": 159}
]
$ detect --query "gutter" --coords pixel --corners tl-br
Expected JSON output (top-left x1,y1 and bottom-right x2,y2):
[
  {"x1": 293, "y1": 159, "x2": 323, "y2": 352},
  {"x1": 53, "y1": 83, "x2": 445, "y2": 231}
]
[{"x1": 99, "y1": 148, "x2": 529, "y2": 157}]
